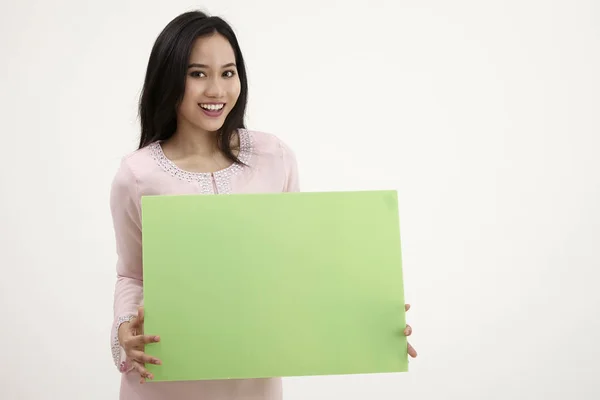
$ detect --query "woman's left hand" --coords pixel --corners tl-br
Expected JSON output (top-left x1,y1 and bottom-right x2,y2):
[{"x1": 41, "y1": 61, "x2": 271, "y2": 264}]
[{"x1": 404, "y1": 304, "x2": 417, "y2": 358}]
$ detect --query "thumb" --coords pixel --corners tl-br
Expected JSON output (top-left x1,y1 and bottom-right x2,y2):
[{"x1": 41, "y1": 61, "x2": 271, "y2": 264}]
[
  {"x1": 135, "y1": 306, "x2": 145, "y2": 334},
  {"x1": 137, "y1": 306, "x2": 145, "y2": 324},
  {"x1": 130, "y1": 307, "x2": 144, "y2": 331}
]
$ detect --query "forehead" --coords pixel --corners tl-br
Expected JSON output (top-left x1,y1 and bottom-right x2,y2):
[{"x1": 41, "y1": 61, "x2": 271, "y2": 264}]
[{"x1": 189, "y1": 33, "x2": 235, "y2": 64}]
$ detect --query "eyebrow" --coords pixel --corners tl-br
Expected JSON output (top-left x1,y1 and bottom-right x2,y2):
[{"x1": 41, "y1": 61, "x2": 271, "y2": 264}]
[{"x1": 187, "y1": 62, "x2": 237, "y2": 69}]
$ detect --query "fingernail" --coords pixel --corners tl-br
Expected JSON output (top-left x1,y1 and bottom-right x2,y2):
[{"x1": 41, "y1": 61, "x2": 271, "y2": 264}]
[{"x1": 154, "y1": 336, "x2": 160, "y2": 342}]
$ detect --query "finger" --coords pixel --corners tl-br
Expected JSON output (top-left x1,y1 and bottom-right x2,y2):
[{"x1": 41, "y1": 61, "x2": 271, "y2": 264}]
[
  {"x1": 404, "y1": 324, "x2": 412, "y2": 336},
  {"x1": 126, "y1": 334, "x2": 160, "y2": 349},
  {"x1": 123, "y1": 335, "x2": 159, "y2": 354},
  {"x1": 131, "y1": 349, "x2": 162, "y2": 366},
  {"x1": 408, "y1": 342, "x2": 417, "y2": 358},
  {"x1": 132, "y1": 360, "x2": 154, "y2": 383},
  {"x1": 405, "y1": 304, "x2": 411, "y2": 312}
]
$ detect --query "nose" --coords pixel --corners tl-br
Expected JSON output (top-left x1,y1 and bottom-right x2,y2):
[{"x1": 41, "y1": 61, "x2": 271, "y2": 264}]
[{"x1": 204, "y1": 77, "x2": 225, "y2": 98}]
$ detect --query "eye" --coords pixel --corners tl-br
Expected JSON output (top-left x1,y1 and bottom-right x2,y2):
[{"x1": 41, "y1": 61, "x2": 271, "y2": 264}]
[
  {"x1": 190, "y1": 71, "x2": 206, "y2": 78},
  {"x1": 223, "y1": 70, "x2": 236, "y2": 78}
]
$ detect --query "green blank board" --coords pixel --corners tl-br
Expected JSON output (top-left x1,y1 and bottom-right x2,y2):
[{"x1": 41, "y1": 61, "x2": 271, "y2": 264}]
[{"x1": 141, "y1": 190, "x2": 408, "y2": 382}]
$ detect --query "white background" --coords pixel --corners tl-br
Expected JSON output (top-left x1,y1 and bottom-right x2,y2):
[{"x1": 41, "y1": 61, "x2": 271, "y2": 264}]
[{"x1": 1, "y1": 0, "x2": 599, "y2": 399}]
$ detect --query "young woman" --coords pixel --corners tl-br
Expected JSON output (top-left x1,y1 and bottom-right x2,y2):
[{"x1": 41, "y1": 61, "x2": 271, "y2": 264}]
[{"x1": 109, "y1": 10, "x2": 416, "y2": 400}]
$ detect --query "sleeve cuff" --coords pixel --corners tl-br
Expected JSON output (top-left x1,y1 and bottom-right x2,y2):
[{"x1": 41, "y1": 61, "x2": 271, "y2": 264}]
[{"x1": 112, "y1": 314, "x2": 136, "y2": 373}]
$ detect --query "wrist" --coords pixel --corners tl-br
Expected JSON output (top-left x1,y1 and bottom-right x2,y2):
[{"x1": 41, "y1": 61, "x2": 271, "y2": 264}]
[
  {"x1": 116, "y1": 315, "x2": 136, "y2": 344},
  {"x1": 118, "y1": 321, "x2": 130, "y2": 343}
]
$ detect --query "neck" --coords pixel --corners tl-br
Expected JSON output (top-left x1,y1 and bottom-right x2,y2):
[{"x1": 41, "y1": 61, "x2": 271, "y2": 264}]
[{"x1": 168, "y1": 125, "x2": 220, "y2": 157}]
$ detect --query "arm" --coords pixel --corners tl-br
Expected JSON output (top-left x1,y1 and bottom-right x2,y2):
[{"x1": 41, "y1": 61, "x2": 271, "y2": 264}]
[
  {"x1": 109, "y1": 158, "x2": 144, "y2": 373},
  {"x1": 280, "y1": 139, "x2": 300, "y2": 192}
]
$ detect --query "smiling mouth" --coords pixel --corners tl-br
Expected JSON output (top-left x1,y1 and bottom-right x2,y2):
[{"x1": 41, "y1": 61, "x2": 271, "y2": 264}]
[{"x1": 199, "y1": 103, "x2": 225, "y2": 111}]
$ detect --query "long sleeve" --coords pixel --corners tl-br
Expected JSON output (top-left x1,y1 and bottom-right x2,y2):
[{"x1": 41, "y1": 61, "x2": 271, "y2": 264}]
[
  {"x1": 109, "y1": 158, "x2": 144, "y2": 373},
  {"x1": 280, "y1": 140, "x2": 300, "y2": 193}
]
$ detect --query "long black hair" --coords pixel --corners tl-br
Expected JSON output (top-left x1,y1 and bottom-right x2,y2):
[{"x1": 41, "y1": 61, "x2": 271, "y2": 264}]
[{"x1": 137, "y1": 11, "x2": 249, "y2": 165}]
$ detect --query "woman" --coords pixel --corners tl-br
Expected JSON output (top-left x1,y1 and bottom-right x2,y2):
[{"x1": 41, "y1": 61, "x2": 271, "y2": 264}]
[{"x1": 109, "y1": 10, "x2": 416, "y2": 400}]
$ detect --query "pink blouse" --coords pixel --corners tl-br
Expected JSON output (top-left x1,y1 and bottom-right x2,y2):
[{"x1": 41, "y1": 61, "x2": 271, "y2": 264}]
[{"x1": 109, "y1": 129, "x2": 299, "y2": 399}]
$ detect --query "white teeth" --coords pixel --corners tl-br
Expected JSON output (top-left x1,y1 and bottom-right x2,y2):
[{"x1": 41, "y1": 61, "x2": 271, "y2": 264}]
[{"x1": 200, "y1": 103, "x2": 224, "y2": 111}]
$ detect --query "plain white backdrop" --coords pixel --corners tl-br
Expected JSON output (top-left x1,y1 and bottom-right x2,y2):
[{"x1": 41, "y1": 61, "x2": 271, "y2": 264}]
[{"x1": 1, "y1": 0, "x2": 599, "y2": 398}]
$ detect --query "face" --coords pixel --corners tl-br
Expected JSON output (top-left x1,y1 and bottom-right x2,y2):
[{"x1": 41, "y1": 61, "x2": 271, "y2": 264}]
[{"x1": 177, "y1": 33, "x2": 241, "y2": 133}]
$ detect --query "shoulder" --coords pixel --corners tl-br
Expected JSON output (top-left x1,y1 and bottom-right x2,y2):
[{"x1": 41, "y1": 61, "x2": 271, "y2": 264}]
[
  {"x1": 110, "y1": 144, "x2": 160, "y2": 198},
  {"x1": 243, "y1": 129, "x2": 299, "y2": 192},
  {"x1": 115, "y1": 142, "x2": 168, "y2": 180},
  {"x1": 243, "y1": 129, "x2": 297, "y2": 163}
]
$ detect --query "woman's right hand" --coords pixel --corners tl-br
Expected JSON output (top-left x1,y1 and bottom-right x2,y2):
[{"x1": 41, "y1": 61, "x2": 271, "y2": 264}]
[{"x1": 118, "y1": 306, "x2": 161, "y2": 383}]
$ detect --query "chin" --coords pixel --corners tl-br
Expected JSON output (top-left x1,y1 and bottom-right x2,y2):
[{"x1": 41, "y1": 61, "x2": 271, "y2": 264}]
[{"x1": 198, "y1": 120, "x2": 226, "y2": 132}]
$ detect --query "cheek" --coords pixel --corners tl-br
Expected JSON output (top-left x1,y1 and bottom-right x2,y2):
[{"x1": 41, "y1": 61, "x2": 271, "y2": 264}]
[
  {"x1": 183, "y1": 80, "x2": 203, "y2": 101},
  {"x1": 229, "y1": 79, "x2": 241, "y2": 101},
  {"x1": 180, "y1": 83, "x2": 202, "y2": 110},
  {"x1": 177, "y1": 96, "x2": 195, "y2": 118}
]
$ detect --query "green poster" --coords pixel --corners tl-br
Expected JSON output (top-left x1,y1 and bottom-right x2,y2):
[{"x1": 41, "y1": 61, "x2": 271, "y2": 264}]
[{"x1": 141, "y1": 190, "x2": 408, "y2": 382}]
